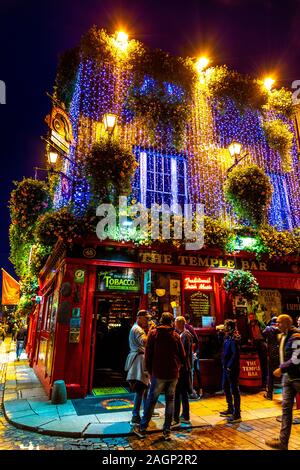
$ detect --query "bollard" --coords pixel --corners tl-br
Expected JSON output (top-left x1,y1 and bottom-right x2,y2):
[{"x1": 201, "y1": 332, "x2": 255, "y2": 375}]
[{"x1": 51, "y1": 380, "x2": 67, "y2": 404}]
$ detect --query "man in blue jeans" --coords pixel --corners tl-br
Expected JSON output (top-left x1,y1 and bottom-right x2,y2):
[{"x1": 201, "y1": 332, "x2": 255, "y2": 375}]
[
  {"x1": 133, "y1": 312, "x2": 186, "y2": 440},
  {"x1": 266, "y1": 314, "x2": 300, "y2": 450}
]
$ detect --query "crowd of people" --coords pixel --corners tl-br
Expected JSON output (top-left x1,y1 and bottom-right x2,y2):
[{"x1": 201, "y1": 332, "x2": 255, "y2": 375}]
[{"x1": 125, "y1": 309, "x2": 300, "y2": 448}]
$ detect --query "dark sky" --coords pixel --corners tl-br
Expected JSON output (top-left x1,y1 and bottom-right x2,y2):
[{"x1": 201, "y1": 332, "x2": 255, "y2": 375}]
[{"x1": 0, "y1": 0, "x2": 300, "y2": 282}]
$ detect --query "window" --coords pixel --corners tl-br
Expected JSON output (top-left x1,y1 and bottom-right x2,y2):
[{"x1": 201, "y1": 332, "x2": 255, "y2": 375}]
[{"x1": 132, "y1": 148, "x2": 188, "y2": 211}]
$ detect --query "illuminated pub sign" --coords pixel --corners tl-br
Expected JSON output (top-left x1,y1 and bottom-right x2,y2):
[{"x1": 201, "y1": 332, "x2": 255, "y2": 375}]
[
  {"x1": 97, "y1": 268, "x2": 140, "y2": 292},
  {"x1": 184, "y1": 275, "x2": 213, "y2": 291}
]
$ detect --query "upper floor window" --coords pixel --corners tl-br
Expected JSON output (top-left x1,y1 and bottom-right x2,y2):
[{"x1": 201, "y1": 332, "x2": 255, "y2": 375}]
[{"x1": 132, "y1": 148, "x2": 188, "y2": 211}]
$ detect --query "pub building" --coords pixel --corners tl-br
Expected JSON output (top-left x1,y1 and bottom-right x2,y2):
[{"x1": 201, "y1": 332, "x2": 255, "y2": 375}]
[{"x1": 26, "y1": 28, "x2": 300, "y2": 398}]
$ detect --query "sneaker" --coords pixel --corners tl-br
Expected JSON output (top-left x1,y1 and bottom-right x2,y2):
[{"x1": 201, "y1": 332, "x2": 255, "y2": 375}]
[
  {"x1": 265, "y1": 438, "x2": 287, "y2": 450},
  {"x1": 132, "y1": 425, "x2": 146, "y2": 439},
  {"x1": 189, "y1": 393, "x2": 200, "y2": 400},
  {"x1": 170, "y1": 421, "x2": 180, "y2": 429},
  {"x1": 219, "y1": 409, "x2": 233, "y2": 417},
  {"x1": 162, "y1": 430, "x2": 171, "y2": 441},
  {"x1": 227, "y1": 415, "x2": 241, "y2": 423},
  {"x1": 180, "y1": 418, "x2": 192, "y2": 425},
  {"x1": 130, "y1": 416, "x2": 141, "y2": 425}
]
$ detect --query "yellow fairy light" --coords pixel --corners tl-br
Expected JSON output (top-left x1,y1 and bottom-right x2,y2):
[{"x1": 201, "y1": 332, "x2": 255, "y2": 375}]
[
  {"x1": 263, "y1": 77, "x2": 275, "y2": 91},
  {"x1": 115, "y1": 31, "x2": 129, "y2": 51},
  {"x1": 196, "y1": 57, "x2": 209, "y2": 73}
]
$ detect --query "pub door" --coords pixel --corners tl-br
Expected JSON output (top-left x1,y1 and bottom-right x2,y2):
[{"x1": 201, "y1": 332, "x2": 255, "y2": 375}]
[{"x1": 92, "y1": 295, "x2": 139, "y2": 387}]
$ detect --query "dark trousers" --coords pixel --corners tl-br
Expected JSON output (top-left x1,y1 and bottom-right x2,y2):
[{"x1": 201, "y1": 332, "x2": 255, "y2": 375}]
[
  {"x1": 222, "y1": 368, "x2": 241, "y2": 417},
  {"x1": 174, "y1": 370, "x2": 190, "y2": 421},
  {"x1": 280, "y1": 374, "x2": 300, "y2": 448}
]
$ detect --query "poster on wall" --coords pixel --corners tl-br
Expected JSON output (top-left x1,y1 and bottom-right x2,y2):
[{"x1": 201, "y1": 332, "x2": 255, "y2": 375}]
[
  {"x1": 256, "y1": 289, "x2": 282, "y2": 324},
  {"x1": 170, "y1": 279, "x2": 180, "y2": 296},
  {"x1": 185, "y1": 291, "x2": 211, "y2": 327}
]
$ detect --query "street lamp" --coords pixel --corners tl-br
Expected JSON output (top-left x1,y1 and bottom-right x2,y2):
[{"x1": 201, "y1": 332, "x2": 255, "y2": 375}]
[
  {"x1": 103, "y1": 113, "x2": 117, "y2": 135},
  {"x1": 227, "y1": 140, "x2": 248, "y2": 175},
  {"x1": 48, "y1": 151, "x2": 58, "y2": 166},
  {"x1": 228, "y1": 140, "x2": 242, "y2": 160}
]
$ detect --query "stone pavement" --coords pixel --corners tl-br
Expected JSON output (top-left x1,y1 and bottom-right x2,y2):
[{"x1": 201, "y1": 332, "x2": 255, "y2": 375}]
[{"x1": 1, "y1": 337, "x2": 300, "y2": 441}]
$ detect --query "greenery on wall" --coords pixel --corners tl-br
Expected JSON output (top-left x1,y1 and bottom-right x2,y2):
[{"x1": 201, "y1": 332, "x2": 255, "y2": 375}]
[
  {"x1": 262, "y1": 119, "x2": 294, "y2": 172},
  {"x1": 54, "y1": 47, "x2": 80, "y2": 109},
  {"x1": 223, "y1": 269, "x2": 259, "y2": 300},
  {"x1": 84, "y1": 140, "x2": 138, "y2": 205},
  {"x1": 224, "y1": 165, "x2": 273, "y2": 227},
  {"x1": 264, "y1": 88, "x2": 294, "y2": 118},
  {"x1": 205, "y1": 65, "x2": 268, "y2": 112},
  {"x1": 9, "y1": 179, "x2": 51, "y2": 234}
]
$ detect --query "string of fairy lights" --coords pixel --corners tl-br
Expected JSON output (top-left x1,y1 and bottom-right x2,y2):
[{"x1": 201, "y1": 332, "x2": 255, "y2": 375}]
[{"x1": 54, "y1": 30, "x2": 300, "y2": 232}]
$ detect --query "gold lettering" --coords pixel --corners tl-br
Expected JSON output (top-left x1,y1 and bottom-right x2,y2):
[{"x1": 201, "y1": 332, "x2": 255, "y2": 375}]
[
  {"x1": 210, "y1": 258, "x2": 219, "y2": 267},
  {"x1": 227, "y1": 260, "x2": 235, "y2": 269},
  {"x1": 219, "y1": 259, "x2": 227, "y2": 268},
  {"x1": 162, "y1": 254, "x2": 172, "y2": 264},
  {"x1": 189, "y1": 256, "x2": 198, "y2": 266},
  {"x1": 152, "y1": 253, "x2": 162, "y2": 264},
  {"x1": 178, "y1": 256, "x2": 188, "y2": 266},
  {"x1": 242, "y1": 261, "x2": 250, "y2": 270},
  {"x1": 198, "y1": 257, "x2": 209, "y2": 267},
  {"x1": 250, "y1": 261, "x2": 258, "y2": 270},
  {"x1": 140, "y1": 252, "x2": 152, "y2": 263},
  {"x1": 259, "y1": 262, "x2": 267, "y2": 271}
]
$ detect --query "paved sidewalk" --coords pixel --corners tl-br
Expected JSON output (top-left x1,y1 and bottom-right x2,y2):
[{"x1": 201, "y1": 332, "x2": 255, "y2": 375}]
[{"x1": 1, "y1": 338, "x2": 299, "y2": 438}]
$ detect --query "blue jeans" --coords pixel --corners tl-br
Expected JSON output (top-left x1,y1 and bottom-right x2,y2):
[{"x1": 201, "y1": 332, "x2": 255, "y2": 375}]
[
  {"x1": 174, "y1": 370, "x2": 190, "y2": 421},
  {"x1": 222, "y1": 368, "x2": 241, "y2": 416},
  {"x1": 132, "y1": 385, "x2": 149, "y2": 422},
  {"x1": 280, "y1": 374, "x2": 300, "y2": 448},
  {"x1": 16, "y1": 340, "x2": 24, "y2": 359},
  {"x1": 140, "y1": 377, "x2": 177, "y2": 432}
]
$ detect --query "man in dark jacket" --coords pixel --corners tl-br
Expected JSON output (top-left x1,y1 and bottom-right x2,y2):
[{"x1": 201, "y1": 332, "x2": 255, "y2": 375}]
[
  {"x1": 266, "y1": 314, "x2": 300, "y2": 450},
  {"x1": 262, "y1": 317, "x2": 280, "y2": 400},
  {"x1": 219, "y1": 319, "x2": 241, "y2": 423},
  {"x1": 173, "y1": 316, "x2": 193, "y2": 426},
  {"x1": 133, "y1": 312, "x2": 186, "y2": 440}
]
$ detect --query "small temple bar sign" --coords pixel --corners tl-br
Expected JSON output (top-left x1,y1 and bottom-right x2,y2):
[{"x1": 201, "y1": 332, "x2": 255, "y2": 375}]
[{"x1": 139, "y1": 252, "x2": 268, "y2": 271}]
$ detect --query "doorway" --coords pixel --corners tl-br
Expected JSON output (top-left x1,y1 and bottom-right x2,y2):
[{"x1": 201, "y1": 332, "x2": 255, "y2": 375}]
[{"x1": 92, "y1": 295, "x2": 139, "y2": 387}]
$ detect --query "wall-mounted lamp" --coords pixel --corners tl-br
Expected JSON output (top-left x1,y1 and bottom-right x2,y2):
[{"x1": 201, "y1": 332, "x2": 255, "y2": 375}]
[
  {"x1": 48, "y1": 151, "x2": 58, "y2": 166},
  {"x1": 227, "y1": 140, "x2": 248, "y2": 175},
  {"x1": 103, "y1": 113, "x2": 117, "y2": 135}
]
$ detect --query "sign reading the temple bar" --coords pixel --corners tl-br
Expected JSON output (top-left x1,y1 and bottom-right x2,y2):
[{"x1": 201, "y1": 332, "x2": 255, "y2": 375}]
[
  {"x1": 184, "y1": 275, "x2": 213, "y2": 291},
  {"x1": 97, "y1": 268, "x2": 140, "y2": 292}
]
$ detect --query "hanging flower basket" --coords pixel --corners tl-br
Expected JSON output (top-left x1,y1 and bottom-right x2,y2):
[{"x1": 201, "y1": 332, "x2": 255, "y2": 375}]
[{"x1": 223, "y1": 269, "x2": 259, "y2": 301}]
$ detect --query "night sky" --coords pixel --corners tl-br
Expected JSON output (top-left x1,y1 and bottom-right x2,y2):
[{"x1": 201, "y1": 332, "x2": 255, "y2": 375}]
[{"x1": 0, "y1": 0, "x2": 300, "y2": 283}]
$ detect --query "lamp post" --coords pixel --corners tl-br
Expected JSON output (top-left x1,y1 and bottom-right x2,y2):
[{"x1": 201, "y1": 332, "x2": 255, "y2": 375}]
[
  {"x1": 227, "y1": 140, "x2": 248, "y2": 175},
  {"x1": 103, "y1": 113, "x2": 117, "y2": 136}
]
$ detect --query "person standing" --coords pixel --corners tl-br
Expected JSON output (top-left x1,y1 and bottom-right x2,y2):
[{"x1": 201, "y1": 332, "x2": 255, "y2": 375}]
[
  {"x1": 173, "y1": 316, "x2": 193, "y2": 427},
  {"x1": 263, "y1": 317, "x2": 280, "y2": 400},
  {"x1": 184, "y1": 314, "x2": 202, "y2": 399},
  {"x1": 125, "y1": 310, "x2": 151, "y2": 425},
  {"x1": 219, "y1": 319, "x2": 242, "y2": 423},
  {"x1": 15, "y1": 323, "x2": 27, "y2": 361},
  {"x1": 133, "y1": 312, "x2": 186, "y2": 440},
  {"x1": 266, "y1": 314, "x2": 300, "y2": 450}
]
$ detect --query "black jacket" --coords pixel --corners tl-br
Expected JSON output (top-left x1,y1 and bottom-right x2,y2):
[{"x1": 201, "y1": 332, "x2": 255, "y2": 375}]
[
  {"x1": 280, "y1": 327, "x2": 300, "y2": 380},
  {"x1": 222, "y1": 333, "x2": 240, "y2": 372}
]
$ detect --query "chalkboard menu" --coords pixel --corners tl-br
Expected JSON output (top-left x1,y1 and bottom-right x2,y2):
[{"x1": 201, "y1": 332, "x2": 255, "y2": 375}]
[{"x1": 185, "y1": 291, "x2": 211, "y2": 327}]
